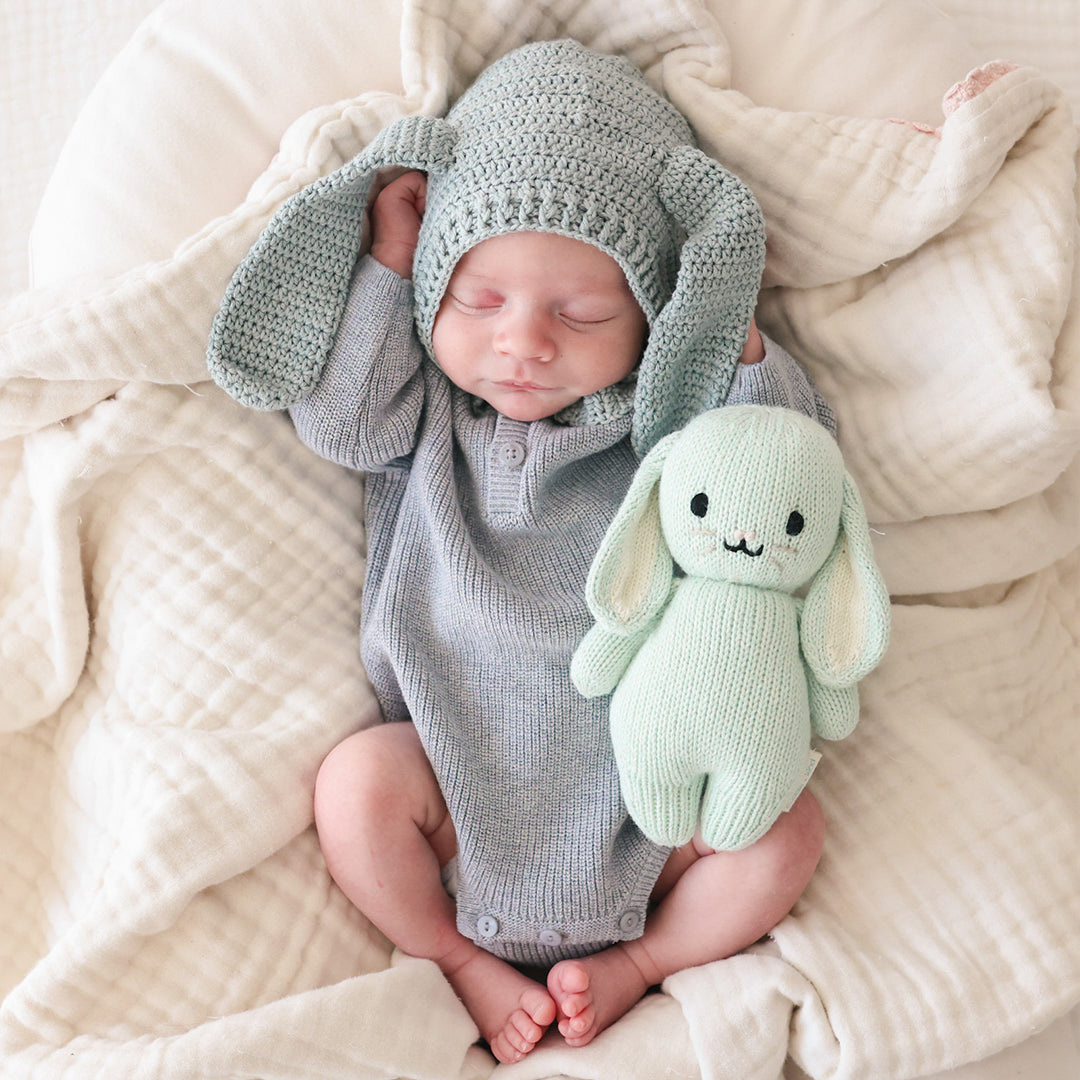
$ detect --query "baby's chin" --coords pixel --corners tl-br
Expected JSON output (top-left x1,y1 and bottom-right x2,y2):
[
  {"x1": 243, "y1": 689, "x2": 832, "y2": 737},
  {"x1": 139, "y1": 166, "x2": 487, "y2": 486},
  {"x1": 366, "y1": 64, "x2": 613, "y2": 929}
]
[
  {"x1": 484, "y1": 393, "x2": 578, "y2": 423},
  {"x1": 495, "y1": 404, "x2": 564, "y2": 423}
]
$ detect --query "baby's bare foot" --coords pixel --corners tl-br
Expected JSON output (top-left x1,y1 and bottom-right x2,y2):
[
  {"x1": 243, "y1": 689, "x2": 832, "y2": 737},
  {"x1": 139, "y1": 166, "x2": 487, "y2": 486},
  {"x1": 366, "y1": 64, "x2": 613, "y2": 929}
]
[
  {"x1": 443, "y1": 947, "x2": 557, "y2": 1063},
  {"x1": 547, "y1": 947, "x2": 650, "y2": 1048}
]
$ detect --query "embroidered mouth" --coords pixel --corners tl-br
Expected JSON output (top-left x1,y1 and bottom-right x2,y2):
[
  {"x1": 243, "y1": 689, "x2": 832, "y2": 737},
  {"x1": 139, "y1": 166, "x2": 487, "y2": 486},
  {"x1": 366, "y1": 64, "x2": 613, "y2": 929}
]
[{"x1": 723, "y1": 538, "x2": 765, "y2": 557}]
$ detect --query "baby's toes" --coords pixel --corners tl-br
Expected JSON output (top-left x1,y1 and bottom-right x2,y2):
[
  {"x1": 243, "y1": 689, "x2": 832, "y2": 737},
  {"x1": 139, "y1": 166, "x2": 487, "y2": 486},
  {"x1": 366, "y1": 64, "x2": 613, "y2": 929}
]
[
  {"x1": 548, "y1": 959, "x2": 592, "y2": 1018},
  {"x1": 490, "y1": 993, "x2": 555, "y2": 1063},
  {"x1": 510, "y1": 1008, "x2": 544, "y2": 1048},
  {"x1": 559, "y1": 989, "x2": 591, "y2": 1020},
  {"x1": 488, "y1": 1029, "x2": 527, "y2": 1065},
  {"x1": 490, "y1": 1019, "x2": 539, "y2": 1065},
  {"x1": 551, "y1": 958, "x2": 590, "y2": 996},
  {"x1": 521, "y1": 985, "x2": 558, "y2": 1027},
  {"x1": 559, "y1": 1002, "x2": 596, "y2": 1040}
]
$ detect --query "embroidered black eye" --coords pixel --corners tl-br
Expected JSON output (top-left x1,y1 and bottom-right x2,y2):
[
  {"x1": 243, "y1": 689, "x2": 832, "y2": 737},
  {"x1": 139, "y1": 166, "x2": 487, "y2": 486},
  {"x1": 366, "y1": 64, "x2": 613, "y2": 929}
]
[
  {"x1": 690, "y1": 493, "x2": 709, "y2": 518},
  {"x1": 786, "y1": 510, "x2": 805, "y2": 536}
]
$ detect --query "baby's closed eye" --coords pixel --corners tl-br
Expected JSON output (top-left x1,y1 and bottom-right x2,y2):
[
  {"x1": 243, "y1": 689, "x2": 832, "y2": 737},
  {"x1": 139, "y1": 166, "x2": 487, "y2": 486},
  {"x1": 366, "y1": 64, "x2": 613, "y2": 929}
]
[
  {"x1": 449, "y1": 288, "x2": 504, "y2": 313},
  {"x1": 559, "y1": 306, "x2": 619, "y2": 328}
]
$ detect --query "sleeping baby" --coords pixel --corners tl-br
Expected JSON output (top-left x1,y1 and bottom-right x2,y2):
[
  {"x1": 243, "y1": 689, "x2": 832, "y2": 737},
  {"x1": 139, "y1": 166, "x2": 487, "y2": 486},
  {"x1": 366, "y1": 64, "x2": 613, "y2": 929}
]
[{"x1": 209, "y1": 39, "x2": 836, "y2": 1064}]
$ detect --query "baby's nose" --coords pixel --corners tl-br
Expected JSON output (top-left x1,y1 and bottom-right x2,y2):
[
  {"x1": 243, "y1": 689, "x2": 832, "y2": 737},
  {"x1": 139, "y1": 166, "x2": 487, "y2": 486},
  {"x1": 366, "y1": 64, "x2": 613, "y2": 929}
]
[{"x1": 494, "y1": 307, "x2": 555, "y2": 361}]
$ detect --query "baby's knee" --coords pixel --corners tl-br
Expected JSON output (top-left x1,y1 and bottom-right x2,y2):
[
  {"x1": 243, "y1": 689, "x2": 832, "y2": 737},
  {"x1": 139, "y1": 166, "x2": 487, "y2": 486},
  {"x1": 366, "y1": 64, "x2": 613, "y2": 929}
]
[
  {"x1": 763, "y1": 789, "x2": 826, "y2": 890},
  {"x1": 315, "y1": 721, "x2": 445, "y2": 838},
  {"x1": 786, "y1": 789, "x2": 826, "y2": 849},
  {"x1": 315, "y1": 723, "x2": 411, "y2": 826}
]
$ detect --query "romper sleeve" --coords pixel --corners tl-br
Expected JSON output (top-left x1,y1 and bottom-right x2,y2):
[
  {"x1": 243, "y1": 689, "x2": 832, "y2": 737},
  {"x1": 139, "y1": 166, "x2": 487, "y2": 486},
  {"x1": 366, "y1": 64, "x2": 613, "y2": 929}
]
[
  {"x1": 724, "y1": 332, "x2": 837, "y2": 435},
  {"x1": 288, "y1": 256, "x2": 428, "y2": 470}
]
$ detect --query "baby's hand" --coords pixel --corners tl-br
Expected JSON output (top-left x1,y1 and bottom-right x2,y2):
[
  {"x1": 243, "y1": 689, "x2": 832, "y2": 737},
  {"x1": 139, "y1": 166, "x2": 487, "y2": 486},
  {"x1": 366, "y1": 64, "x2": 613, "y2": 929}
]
[
  {"x1": 370, "y1": 170, "x2": 427, "y2": 279},
  {"x1": 739, "y1": 319, "x2": 764, "y2": 365}
]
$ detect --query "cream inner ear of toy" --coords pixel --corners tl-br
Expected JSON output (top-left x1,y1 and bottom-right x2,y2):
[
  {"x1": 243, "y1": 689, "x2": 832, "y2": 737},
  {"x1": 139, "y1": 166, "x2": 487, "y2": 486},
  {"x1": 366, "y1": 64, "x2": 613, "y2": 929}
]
[
  {"x1": 825, "y1": 536, "x2": 865, "y2": 671},
  {"x1": 609, "y1": 489, "x2": 665, "y2": 626}
]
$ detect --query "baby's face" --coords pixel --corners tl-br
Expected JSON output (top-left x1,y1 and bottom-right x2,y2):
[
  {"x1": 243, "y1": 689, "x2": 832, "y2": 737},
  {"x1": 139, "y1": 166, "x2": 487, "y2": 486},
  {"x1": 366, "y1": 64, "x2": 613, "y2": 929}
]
[{"x1": 430, "y1": 232, "x2": 647, "y2": 422}]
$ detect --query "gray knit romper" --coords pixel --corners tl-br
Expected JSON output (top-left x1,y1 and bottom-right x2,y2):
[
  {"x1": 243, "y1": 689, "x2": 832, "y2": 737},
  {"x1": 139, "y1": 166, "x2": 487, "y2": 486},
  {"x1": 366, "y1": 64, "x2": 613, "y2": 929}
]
[{"x1": 291, "y1": 256, "x2": 834, "y2": 966}]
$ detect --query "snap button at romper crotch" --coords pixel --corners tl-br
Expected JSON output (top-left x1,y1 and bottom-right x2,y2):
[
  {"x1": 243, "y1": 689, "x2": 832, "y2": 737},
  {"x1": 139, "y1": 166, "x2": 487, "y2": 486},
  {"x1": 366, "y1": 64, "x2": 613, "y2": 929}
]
[
  {"x1": 538, "y1": 928, "x2": 565, "y2": 947},
  {"x1": 618, "y1": 910, "x2": 643, "y2": 933},
  {"x1": 476, "y1": 915, "x2": 500, "y2": 939}
]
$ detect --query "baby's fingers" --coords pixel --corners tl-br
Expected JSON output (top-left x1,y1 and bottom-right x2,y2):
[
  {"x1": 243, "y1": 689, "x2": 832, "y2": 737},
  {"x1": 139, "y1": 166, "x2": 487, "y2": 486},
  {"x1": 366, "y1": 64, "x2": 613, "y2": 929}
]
[
  {"x1": 378, "y1": 170, "x2": 427, "y2": 220},
  {"x1": 371, "y1": 171, "x2": 427, "y2": 277}
]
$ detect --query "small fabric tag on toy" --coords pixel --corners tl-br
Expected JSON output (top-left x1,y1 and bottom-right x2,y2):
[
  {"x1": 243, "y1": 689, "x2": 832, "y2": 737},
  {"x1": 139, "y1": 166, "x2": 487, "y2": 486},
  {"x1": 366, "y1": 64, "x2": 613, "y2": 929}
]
[{"x1": 782, "y1": 750, "x2": 823, "y2": 813}]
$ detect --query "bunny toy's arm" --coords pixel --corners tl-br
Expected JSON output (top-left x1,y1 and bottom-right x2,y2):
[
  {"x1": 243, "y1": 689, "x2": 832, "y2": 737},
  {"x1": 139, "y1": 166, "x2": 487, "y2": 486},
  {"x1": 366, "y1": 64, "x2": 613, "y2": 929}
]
[
  {"x1": 571, "y1": 596, "x2": 672, "y2": 699},
  {"x1": 803, "y1": 658, "x2": 861, "y2": 741},
  {"x1": 570, "y1": 624, "x2": 646, "y2": 698}
]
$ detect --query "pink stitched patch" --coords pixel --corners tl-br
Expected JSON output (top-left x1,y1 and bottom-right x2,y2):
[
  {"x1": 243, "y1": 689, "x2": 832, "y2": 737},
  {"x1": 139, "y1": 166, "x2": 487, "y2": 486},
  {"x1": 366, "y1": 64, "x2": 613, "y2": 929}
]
[
  {"x1": 943, "y1": 61, "x2": 1018, "y2": 116},
  {"x1": 889, "y1": 118, "x2": 941, "y2": 138}
]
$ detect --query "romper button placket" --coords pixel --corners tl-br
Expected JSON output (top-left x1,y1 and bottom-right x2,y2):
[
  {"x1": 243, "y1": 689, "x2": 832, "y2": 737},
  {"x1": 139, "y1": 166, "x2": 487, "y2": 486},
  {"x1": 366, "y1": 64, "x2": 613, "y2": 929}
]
[
  {"x1": 618, "y1": 911, "x2": 643, "y2": 933},
  {"x1": 476, "y1": 915, "x2": 500, "y2": 939},
  {"x1": 538, "y1": 928, "x2": 565, "y2": 947}
]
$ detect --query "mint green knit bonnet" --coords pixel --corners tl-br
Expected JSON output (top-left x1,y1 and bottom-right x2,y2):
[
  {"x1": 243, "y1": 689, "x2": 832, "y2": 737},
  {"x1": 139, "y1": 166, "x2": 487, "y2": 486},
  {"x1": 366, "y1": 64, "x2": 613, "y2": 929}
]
[{"x1": 207, "y1": 39, "x2": 766, "y2": 456}]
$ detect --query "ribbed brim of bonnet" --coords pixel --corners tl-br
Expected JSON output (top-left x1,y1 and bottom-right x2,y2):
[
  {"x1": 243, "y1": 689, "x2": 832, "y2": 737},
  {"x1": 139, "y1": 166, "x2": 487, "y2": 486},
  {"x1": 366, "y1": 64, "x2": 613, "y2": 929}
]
[{"x1": 412, "y1": 39, "x2": 696, "y2": 356}]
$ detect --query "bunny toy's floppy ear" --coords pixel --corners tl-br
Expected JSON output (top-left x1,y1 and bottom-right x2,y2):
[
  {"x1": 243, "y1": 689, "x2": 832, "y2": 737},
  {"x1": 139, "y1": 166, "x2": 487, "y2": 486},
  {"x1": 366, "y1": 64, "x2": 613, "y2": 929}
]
[
  {"x1": 801, "y1": 473, "x2": 891, "y2": 687},
  {"x1": 207, "y1": 114, "x2": 457, "y2": 410},
  {"x1": 585, "y1": 430, "x2": 682, "y2": 634},
  {"x1": 631, "y1": 147, "x2": 766, "y2": 457}
]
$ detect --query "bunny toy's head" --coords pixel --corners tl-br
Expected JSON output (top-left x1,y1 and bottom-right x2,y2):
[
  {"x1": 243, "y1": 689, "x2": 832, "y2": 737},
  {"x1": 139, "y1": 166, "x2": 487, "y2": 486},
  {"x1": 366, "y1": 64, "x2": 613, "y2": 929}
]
[
  {"x1": 586, "y1": 404, "x2": 891, "y2": 688},
  {"x1": 657, "y1": 405, "x2": 846, "y2": 592}
]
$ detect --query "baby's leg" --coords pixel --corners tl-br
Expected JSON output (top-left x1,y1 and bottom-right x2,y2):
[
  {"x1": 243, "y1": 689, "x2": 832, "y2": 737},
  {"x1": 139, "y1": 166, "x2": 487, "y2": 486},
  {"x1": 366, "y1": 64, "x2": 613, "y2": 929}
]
[
  {"x1": 548, "y1": 789, "x2": 825, "y2": 1046},
  {"x1": 314, "y1": 722, "x2": 556, "y2": 1063}
]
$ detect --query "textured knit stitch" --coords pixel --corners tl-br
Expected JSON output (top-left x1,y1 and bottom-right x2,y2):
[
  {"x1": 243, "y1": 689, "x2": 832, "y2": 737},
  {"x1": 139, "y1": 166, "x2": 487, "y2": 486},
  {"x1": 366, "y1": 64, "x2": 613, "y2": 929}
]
[
  {"x1": 572, "y1": 406, "x2": 890, "y2": 851},
  {"x1": 206, "y1": 39, "x2": 767, "y2": 456},
  {"x1": 288, "y1": 258, "x2": 836, "y2": 961}
]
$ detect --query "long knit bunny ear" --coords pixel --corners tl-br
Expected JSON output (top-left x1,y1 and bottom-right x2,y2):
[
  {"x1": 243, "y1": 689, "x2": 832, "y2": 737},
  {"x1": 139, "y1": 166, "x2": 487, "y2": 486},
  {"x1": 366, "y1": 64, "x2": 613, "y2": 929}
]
[
  {"x1": 585, "y1": 429, "x2": 682, "y2": 634},
  {"x1": 801, "y1": 474, "x2": 891, "y2": 687},
  {"x1": 207, "y1": 114, "x2": 457, "y2": 410},
  {"x1": 631, "y1": 146, "x2": 767, "y2": 457}
]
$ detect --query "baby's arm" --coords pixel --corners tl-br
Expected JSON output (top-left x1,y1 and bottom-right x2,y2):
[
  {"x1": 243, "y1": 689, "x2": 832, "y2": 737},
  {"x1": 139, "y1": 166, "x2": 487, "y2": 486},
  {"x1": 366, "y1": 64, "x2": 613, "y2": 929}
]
[
  {"x1": 288, "y1": 261, "x2": 425, "y2": 470},
  {"x1": 725, "y1": 330, "x2": 836, "y2": 434},
  {"x1": 288, "y1": 175, "x2": 431, "y2": 472}
]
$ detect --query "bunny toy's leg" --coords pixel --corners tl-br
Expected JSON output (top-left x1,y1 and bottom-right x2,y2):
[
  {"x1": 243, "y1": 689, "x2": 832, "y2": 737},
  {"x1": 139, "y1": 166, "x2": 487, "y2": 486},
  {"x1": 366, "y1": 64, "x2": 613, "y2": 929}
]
[
  {"x1": 698, "y1": 772, "x2": 786, "y2": 852},
  {"x1": 620, "y1": 770, "x2": 705, "y2": 848}
]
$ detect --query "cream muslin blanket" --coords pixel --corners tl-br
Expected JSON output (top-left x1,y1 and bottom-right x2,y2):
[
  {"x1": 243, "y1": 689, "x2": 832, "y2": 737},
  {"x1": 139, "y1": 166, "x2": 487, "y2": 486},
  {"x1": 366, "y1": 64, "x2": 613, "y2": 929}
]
[{"x1": 1, "y1": 1, "x2": 1078, "y2": 1078}]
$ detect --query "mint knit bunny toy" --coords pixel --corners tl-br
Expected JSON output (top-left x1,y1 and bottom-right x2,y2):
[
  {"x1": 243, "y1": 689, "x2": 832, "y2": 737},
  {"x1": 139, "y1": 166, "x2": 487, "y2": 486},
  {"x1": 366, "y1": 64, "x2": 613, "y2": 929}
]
[{"x1": 571, "y1": 405, "x2": 891, "y2": 851}]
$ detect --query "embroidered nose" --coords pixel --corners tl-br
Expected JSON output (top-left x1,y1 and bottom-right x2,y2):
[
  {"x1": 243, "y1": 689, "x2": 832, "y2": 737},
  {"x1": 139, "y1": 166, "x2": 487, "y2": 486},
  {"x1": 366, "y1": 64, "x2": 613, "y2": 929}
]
[{"x1": 723, "y1": 529, "x2": 764, "y2": 557}]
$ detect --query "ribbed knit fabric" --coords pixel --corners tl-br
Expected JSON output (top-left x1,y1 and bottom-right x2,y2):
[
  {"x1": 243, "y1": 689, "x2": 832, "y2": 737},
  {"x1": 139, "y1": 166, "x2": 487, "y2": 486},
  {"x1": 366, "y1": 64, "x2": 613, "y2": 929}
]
[
  {"x1": 289, "y1": 259, "x2": 836, "y2": 960},
  {"x1": 572, "y1": 406, "x2": 890, "y2": 851},
  {"x1": 206, "y1": 39, "x2": 766, "y2": 456}
]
